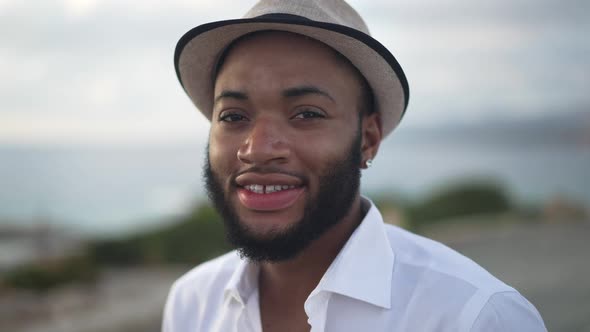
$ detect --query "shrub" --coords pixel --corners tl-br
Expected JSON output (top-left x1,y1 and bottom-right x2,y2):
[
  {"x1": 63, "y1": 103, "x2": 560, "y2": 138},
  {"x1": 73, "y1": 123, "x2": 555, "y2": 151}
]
[
  {"x1": 409, "y1": 181, "x2": 512, "y2": 229},
  {"x1": 3, "y1": 255, "x2": 98, "y2": 293},
  {"x1": 88, "y1": 203, "x2": 230, "y2": 266}
]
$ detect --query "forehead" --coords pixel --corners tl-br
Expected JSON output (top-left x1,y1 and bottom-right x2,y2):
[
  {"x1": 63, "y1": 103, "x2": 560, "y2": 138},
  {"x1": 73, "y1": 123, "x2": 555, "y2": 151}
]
[
  {"x1": 213, "y1": 31, "x2": 363, "y2": 102},
  {"x1": 218, "y1": 31, "x2": 338, "y2": 65},
  {"x1": 215, "y1": 31, "x2": 357, "y2": 82}
]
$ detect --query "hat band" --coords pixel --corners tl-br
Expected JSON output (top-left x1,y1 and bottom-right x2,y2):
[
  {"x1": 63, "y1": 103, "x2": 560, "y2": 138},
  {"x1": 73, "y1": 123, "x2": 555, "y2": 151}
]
[{"x1": 255, "y1": 13, "x2": 312, "y2": 21}]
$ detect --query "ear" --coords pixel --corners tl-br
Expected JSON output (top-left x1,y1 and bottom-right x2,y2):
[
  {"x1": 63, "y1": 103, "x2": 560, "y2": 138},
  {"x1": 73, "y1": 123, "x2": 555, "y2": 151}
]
[{"x1": 360, "y1": 112, "x2": 382, "y2": 169}]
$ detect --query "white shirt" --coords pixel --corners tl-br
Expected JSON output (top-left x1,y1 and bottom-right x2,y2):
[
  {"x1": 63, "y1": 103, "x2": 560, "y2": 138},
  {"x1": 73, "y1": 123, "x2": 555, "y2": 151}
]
[{"x1": 162, "y1": 200, "x2": 546, "y2": 331}]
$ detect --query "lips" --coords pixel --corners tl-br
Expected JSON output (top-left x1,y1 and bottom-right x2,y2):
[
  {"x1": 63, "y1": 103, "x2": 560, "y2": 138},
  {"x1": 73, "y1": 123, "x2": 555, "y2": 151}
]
[{"x1": 235, "y1": 173, "x2": 305, "y2": 211}]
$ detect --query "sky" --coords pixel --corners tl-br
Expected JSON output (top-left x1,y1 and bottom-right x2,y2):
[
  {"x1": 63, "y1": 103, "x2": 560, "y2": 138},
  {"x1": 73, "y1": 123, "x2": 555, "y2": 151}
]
[{"x1": 1, "y1": 0, "x2": 588, "y2": 146}]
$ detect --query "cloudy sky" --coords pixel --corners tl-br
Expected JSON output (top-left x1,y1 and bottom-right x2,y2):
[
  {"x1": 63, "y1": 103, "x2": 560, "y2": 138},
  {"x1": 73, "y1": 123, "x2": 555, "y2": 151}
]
[{"x1": 1, "y1": 0, "x2": 588, "y2": 145}]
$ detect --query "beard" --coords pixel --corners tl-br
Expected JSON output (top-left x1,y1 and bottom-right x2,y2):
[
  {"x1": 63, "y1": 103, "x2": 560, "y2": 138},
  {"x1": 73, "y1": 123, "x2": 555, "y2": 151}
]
[{"x1": 203, "y1": 130, "x2": 362, "y2": 263}]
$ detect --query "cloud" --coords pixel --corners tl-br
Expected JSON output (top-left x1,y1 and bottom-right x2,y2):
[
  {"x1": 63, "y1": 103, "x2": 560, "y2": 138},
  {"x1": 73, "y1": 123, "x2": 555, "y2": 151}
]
[
  {"x1": 1, "y1": 0, "x2": 588, "y2": 144},
  {"x1": 359, "y1": 0, "x2": 590, "y2": 125},
  {"x1": 61, "y1": 0, "x2": 99, "y2": 19}
]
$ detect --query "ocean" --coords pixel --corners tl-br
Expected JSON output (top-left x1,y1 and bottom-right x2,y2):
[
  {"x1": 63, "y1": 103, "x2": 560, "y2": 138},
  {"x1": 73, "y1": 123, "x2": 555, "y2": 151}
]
[{"x1": 1, "y1": 140, "x2": 589, "y2": 235}]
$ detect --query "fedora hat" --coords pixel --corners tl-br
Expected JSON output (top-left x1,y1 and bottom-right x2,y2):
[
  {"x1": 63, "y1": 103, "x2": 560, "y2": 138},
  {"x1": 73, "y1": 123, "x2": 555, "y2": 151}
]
[{"x1": 174, "y1": 0, "x2": 409, "y2": 138}]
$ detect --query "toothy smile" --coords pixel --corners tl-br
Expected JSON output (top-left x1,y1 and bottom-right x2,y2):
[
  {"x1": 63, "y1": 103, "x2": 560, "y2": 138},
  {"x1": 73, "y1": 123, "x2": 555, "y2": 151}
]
[
  {"x1": 235, "y1": 173, "x2": 304, "y2": 210},
  {"x1": 244, "y1": 184, "x2": 297, "y2": 194}
]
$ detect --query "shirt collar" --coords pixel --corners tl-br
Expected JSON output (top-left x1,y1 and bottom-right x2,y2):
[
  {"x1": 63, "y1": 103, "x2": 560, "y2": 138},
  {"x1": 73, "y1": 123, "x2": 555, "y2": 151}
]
[
  {"x1": 223, "y1": 198, "x2": 395, "y2": 309},
  {"x1": 224, "y1": 254, "x2": 259, "y2": 305},
  {"x1": 316, "y1": 198, "x2": 394, "y2": 309}
]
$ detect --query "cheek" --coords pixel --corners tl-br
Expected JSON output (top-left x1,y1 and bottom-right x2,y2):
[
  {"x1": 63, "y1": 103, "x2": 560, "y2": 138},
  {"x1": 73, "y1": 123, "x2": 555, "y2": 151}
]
[
  {"x1": 303, "y1": 121, "x2": 359, "y2": 155},
  {"x1": 296, "y1": 133, "x2": 356, "y2": 171},
  {"x1": 208, "y1": 133, "x2": 239, "y2": 175}
]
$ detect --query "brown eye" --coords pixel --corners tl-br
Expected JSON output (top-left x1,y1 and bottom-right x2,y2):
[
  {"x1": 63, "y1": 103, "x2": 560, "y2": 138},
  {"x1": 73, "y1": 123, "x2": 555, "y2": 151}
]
[
  {"x1": 292, "y1": 108, "x2": 326, "y2": 120},
  {"x1": 219, "y1": 112, "x2": 248, "y2": 122}
]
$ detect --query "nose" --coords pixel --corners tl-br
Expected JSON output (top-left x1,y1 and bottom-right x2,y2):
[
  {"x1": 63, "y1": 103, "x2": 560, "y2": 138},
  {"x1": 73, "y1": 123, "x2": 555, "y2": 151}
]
[{"x1": 237, "y1": 117, "x2": 290, "y2": 165}]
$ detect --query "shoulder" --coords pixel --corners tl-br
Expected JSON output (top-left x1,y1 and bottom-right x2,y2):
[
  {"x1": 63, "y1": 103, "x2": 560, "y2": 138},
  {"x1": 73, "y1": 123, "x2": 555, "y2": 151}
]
[
  {"x1": 384, "y1": 223, "x2": 512, "y2": 293},
  {"x1": 470, "y1": 291, "x2": 547, "y2": 331},
  {"x1": 382, "y1": 224, "x2": 546, "y2": 330},
  {"x1": 162, "y1": 251, "x2": 241, "y2": 332}
]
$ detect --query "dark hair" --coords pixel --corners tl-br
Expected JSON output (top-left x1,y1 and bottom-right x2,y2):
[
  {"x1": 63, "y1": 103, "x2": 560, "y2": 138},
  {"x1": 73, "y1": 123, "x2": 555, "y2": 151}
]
[{"x1": 212, "y1": 30, "x2": 375, "y2": 118}]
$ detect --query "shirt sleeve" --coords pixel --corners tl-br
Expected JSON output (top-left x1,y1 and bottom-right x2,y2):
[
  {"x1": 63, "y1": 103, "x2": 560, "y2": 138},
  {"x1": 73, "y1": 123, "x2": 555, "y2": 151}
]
[
  {"x1": 161, "y1": 283, "x2": 177, "y2": 332},
  {"x1": 470, "y1": 292, "x2": 547, "y2": 332}
]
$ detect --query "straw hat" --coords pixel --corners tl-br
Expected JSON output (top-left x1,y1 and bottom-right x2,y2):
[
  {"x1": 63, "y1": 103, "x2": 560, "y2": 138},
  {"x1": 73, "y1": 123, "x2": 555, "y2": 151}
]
[{"x1": 174, "y1": 0, "x2": 409, "y2": 138}]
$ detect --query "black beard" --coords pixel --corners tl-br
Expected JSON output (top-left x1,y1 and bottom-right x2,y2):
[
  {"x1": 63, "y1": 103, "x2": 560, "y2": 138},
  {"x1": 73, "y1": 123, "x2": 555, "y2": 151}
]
[{"x1": 203, "y1": 130, "x2": 362, "y2": 263}]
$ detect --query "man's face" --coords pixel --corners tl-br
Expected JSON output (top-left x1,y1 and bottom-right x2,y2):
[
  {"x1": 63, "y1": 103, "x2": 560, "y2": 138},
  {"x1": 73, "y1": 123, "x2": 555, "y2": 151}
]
[{"x1": 204, "y1": 31, "x2": 372, "y2": 261}]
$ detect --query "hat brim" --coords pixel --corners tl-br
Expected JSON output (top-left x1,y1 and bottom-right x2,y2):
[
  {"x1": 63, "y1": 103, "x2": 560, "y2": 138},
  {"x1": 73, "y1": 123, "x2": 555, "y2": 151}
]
[{"x1": 175, "y1": 15, "x2": 409, "y2": 137}]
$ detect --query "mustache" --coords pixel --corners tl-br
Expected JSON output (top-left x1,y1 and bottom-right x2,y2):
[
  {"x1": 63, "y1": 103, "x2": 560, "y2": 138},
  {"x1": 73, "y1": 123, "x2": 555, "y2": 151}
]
[{"x1": 231, "y1": 166, "x2": 308, "y2": 185}]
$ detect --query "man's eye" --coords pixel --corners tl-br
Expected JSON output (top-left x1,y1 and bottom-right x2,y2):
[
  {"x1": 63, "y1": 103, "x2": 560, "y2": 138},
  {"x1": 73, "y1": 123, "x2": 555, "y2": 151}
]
[
  {"x1": 293, "y1": 109, "x2": 326, "y2": 120},
  {"x1": 219, "y1": 113, "x2": 247, "y2": 122}
]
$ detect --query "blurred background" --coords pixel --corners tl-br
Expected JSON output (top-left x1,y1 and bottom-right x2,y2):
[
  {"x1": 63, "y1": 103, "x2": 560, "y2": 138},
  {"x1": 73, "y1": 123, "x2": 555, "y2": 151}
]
[{"x1": 1, "y1": 0, "x2": 588, "y2": 331}]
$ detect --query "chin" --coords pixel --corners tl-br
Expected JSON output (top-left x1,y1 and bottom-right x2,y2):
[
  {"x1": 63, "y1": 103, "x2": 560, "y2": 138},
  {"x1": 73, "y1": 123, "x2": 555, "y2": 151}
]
[{"x1": 235, "y1": 206, "x2": 305, "y2": 236}]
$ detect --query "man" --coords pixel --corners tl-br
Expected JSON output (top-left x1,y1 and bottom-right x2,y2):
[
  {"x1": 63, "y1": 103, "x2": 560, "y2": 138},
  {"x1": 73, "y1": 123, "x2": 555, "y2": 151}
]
[{"x1": 163, "y1": 0, "x2": 546, "y2": 331}]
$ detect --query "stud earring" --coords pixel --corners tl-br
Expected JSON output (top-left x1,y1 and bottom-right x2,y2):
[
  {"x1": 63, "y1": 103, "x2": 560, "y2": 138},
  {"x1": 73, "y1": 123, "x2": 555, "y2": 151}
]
[{"x1": 365, "y1": 159, "x2": 373, "y2": 168}]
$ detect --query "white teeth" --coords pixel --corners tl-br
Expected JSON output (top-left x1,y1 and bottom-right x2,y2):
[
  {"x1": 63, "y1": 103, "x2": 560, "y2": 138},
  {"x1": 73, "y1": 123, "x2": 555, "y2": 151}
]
[
  {"x1": 245, "y1": 184, "x2": 296, "y2": 194},
  {"x1": 245, "y1": 185, "x2": 263, "y2": 194}
]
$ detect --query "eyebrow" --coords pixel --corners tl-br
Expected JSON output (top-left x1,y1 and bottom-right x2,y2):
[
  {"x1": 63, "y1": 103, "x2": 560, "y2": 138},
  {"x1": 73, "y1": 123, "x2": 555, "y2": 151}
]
[
  {"x1": 214, "y1": 90, "x2": 248, "y2": 105},
  {"x1": 283, "y1": 85, "x2": 335, "y2": 103},
  {"x1": 213, "y1": 85, "x2": 335, "y2": 106}
]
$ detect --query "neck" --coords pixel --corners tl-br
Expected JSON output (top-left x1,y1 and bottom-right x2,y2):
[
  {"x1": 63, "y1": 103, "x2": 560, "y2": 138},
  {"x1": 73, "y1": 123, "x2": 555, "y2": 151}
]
[{"x1": 258, "y1": 195, "x2": 366, "y2": 302}]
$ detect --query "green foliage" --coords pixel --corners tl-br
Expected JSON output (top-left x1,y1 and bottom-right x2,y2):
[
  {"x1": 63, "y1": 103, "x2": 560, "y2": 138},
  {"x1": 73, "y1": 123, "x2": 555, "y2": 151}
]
[
  {"x1": 89, "y1": 203, "x2": 230, "y2": 266},
  {"x1": 3, "y1": 203, "x2": 228, "y2": 292},
  {"x1": 3, "y1": 182, "x2": 517, "y2": 293},
  {"x1": 3, "y1": 255, "x2": 98, "y2": 293},
  {"x1": 148, "y1": 203, "x2": 230, "y2": 263},
  {"x1": 408, "y1": 181, "x2": 512, "y2": 229},
  {"x1": 371, "y1": 191, "x2": 412, "y2": 212},
  {"x1": 89, "y1": 238, "x2": 144, "y2": 265},
  {"x1": 82, "y1": 181, "x2": 515, "y2": 269}
]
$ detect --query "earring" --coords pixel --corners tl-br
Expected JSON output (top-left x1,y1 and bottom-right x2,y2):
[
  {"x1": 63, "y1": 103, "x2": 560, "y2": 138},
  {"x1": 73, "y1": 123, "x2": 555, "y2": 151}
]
[{"x1": 365, "y1": 159, "x2": 373, "y2": 168}]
